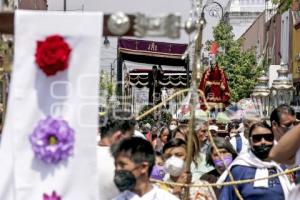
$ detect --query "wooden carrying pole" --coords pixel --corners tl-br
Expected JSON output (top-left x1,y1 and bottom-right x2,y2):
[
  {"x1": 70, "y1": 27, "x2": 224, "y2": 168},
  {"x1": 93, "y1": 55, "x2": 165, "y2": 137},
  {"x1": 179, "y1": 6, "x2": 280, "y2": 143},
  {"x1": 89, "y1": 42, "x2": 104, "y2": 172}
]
[{"x1": 183, "y1": 15, "x2": 204, "y2": 200}]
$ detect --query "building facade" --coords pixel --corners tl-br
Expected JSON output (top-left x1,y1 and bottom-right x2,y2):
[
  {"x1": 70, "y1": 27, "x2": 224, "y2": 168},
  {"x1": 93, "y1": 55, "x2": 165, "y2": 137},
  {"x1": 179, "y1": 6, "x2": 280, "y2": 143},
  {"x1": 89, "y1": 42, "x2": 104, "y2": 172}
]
[
  {"x1": 227, "y1": 0, "x2": 265, "y2": 39},
  {"x1": 18, "y1": 0, "x2": 47, "y2": 10},
  {"x1": 239, "y1": 12, "x2": 265, "y2": 60},
  {"x1": 292, "y1": 1, "x2": 300, "y2": 105}
]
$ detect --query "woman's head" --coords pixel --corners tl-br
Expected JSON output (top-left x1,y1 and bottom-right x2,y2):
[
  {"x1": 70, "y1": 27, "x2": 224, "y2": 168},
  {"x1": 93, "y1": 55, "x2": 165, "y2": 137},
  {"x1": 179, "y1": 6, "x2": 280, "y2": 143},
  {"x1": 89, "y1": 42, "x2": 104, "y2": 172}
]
[
  {"x1": 173, "y1": 125, "x2": 188, "y2": 141},
  {"x1": 162, "y1": 138, "x2": 187, "y2": 177},
  {"x1": 173, "y1": 125, "x2": 200, "y2": 166},
  {"x1": 249, "y1": 121, "x2": 274, "y2": 160},
  {"x1": 163, "y1": 138, "x2": 187, "y2": 161},
  {"x1": 150, "y1": 151, "x2": 166, "y2": 180},
  {"x1": 159, "y1": 126, "x2": 170, "y2": 144},
  {"x1": 206, "y1": 137, "x2": 237, "y2": 173},
  {"x1": 169, "y1": 119, "x2": 178, "y2": 131},
  {"x1": 155, "y1": 151, "x2": 164, "y2": 166}
]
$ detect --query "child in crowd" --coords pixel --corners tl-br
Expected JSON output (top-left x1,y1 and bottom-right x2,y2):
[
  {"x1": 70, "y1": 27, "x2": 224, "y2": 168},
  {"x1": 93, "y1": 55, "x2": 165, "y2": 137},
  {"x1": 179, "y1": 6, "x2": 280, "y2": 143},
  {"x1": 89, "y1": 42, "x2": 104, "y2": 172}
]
[{"x1": 111, "y1": 137, "x2": 179, "y2": 200}]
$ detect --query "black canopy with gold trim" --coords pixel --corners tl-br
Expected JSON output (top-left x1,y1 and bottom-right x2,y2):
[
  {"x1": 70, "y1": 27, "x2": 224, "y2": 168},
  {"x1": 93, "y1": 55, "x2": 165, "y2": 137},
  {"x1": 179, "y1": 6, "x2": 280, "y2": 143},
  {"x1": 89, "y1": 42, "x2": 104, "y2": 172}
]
[{"x1": 129, "y1": 69, "x2": 191, "y2": 89}]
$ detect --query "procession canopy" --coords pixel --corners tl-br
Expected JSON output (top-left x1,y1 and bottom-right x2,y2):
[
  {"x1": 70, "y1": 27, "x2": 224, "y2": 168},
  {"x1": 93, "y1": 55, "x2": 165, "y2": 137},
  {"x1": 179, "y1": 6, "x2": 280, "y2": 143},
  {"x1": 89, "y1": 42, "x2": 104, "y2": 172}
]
[
  {"x1": 129, "y1": 69, "x2": 191, "y2": 88},
  {"x1": 118, "y1": 38, "x2": 188, "y2": 66}
]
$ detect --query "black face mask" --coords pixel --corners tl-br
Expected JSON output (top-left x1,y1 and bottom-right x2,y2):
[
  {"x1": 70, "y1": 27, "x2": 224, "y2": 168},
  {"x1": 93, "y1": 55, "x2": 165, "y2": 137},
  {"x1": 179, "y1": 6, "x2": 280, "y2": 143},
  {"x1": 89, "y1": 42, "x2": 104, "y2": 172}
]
[
  {"x1": 251, "y1": 144, "x2": 273, "y2": 160},
  {"x1": 114, "y1": 170, "x2": 137, "y2": 192}
]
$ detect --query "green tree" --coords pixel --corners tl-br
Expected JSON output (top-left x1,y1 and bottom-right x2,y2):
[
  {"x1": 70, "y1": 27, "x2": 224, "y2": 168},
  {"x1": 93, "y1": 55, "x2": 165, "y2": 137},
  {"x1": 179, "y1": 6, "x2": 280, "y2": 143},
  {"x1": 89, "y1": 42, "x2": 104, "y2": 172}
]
[
  {"x1": 207, "y1": 20, "x2": 263, "y2": 102},
  {"x1": 272, "y1": 0, "x2": 293, "y2": 13},
  {"x1": 138, "y1": 105, "x2": 172, "y2": 127}
]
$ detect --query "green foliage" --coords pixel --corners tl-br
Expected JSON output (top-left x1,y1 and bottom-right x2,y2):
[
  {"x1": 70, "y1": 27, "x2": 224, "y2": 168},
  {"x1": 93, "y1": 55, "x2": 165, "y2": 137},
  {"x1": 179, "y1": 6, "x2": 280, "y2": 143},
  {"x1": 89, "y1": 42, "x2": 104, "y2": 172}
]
[
  {"x1": 272, "y1": 0, "x2": 293, "y2": 13},
  {"x1": 208, "y1": 20, "x2": 263, "y2": 102},
  {"x1": 138, "y1": 105, "x2": 172, "y2": 127},
  {"x1": 99, "y1": 71, "x2": 115, "y2": 97}
]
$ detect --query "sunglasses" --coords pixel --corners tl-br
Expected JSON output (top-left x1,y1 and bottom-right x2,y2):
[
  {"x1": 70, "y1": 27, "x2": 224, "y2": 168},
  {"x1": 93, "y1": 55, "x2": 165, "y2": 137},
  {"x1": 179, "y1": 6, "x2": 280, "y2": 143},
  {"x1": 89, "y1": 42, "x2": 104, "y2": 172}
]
[
  {"x1": 279, "y1": 120, "x2": 300, "y2": 130},
  {"x1": 251, "y1": 133, "x2": 274, "y2": 143},
  {"x1": 229, "y1": 123, "x2": 239, "y2": 130}
]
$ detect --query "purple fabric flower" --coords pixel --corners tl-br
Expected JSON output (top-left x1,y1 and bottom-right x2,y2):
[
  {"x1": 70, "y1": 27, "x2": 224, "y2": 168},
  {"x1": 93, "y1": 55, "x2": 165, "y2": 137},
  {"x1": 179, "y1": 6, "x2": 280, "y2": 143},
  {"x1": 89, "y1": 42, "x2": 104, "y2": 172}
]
[
  {"x1": 29, "y1": 116, "x2": 75, "y2": 164},
  {"x1": 43, "y1": 191, "x2": 61, "y2": 200}
]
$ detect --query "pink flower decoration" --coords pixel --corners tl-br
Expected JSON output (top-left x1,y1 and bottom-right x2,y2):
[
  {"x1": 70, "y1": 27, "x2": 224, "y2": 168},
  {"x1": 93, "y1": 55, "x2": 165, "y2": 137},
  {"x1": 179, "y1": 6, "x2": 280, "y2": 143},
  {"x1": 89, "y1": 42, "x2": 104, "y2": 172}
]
[{"x1": 43, "y1": 191, "x2": 61, "y2": 200}]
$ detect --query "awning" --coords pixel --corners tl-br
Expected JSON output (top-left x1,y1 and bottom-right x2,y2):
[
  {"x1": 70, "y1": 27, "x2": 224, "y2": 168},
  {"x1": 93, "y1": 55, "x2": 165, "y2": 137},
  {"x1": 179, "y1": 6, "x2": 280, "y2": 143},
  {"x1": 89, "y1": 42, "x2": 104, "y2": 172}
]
[{"x1": 118, "y1": 38, "x2": 188, "y2": 66}]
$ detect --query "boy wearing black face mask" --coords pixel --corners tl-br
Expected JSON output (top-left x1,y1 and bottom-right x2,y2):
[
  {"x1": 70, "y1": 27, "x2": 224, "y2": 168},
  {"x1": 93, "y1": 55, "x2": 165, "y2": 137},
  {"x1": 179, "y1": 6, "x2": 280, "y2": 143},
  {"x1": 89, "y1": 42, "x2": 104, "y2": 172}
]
[{"x1": 111, "y1": 137, "x2": 179, "y2": 200}]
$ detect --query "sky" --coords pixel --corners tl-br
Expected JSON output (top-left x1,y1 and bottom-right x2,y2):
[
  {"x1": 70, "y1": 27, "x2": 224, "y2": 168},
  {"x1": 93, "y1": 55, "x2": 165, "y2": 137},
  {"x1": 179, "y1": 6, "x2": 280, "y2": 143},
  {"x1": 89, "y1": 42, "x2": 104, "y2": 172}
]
[{"x1": 47, "y1": 0, "x2": 229, "y2": 71}]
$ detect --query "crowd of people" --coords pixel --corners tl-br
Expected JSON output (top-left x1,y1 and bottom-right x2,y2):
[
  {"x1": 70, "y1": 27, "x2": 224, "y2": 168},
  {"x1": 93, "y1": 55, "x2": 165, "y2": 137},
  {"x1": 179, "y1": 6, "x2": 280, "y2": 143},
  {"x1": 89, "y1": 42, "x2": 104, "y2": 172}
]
[{"x1": 97, "y1": 104, "x2": 300, "y2": 200}]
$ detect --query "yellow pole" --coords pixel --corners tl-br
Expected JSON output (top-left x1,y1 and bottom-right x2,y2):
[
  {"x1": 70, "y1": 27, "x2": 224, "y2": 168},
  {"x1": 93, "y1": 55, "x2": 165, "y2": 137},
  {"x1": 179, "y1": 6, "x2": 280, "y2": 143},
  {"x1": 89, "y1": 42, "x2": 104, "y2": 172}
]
[{"x1": 183, "y1": 13, "x2": 204, "y2": 200}]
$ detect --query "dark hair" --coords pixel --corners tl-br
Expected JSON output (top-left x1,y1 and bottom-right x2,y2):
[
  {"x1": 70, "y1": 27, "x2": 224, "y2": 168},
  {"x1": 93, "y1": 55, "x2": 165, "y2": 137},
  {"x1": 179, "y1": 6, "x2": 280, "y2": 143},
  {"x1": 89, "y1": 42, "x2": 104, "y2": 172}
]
[
  {"x1": 169, "y1": 119, "x2": 178, "y2": 125},
  {"x1": 173, "y1": 125, "x2": 200, "y2": 166},
  {"x1": 162, "y1": 138, "x2": 186, "y2": 153},
  {"x1": 155, "y1": 151, "x2": 163, "y2": 159},
  {"x1": 99, "y1": 117, "x2": 122, "y2": 138},
  {"x1": 159, "y1": 126, "x2": 171, "y2": 141},
  {"x1": 111, "y1": 137, "x2": 155, "y2": 176},
  {"x1": 116, "y1": 111, "x2": 136, "y2": 134},
  {"x1": 159, "y1": 126, "x2": 169, "y2": 136},
  {"x1": 228, "y1": 120, "x2": 242, "y2": 133},
  {"x1": 206, "y1": 137, "x2": 237, "y2": 166},
  {"x1": 270, "y1": 104, "x2": 295, "y2": 125},
  {"x1": 152, "y1": 133, "x2": 158, "y2": 141},
  {"x1": 248, "y1": 121, "x2": 272, "y2": 138},
  {"x1": 100, "y1": 111, "x2": 136, "y2": 138}
]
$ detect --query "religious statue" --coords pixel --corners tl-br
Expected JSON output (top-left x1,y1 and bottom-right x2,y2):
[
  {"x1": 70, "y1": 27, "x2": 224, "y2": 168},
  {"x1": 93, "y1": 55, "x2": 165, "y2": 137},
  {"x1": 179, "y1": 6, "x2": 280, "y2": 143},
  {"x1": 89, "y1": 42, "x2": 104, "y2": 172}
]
[
  {"x1": 148, "y1": 65, "x2": 164, "y2": 105},
  {"x1": 199, "y1": 42, "x2": 230, "y2": 110}
]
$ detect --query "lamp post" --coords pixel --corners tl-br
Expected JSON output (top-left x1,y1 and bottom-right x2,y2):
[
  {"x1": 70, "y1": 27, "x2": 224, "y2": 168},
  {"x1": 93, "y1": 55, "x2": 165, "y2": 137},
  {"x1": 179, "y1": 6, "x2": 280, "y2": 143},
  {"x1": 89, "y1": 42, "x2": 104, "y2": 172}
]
[
  {"x1": 251, "y1": 60, "x2": 294, "y2": 119},
  {"x1": 251, "y1": 72, "x2": 270, "y2": 119},
  {"x1": 271, "y1": 60, "x2": 294, "y2": 108}
]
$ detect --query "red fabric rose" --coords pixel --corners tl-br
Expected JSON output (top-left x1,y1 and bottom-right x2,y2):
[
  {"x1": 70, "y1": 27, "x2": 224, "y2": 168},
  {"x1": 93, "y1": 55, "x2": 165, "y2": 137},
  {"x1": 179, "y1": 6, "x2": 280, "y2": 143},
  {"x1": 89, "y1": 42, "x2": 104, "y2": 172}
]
[{"x1": 35, "y1": 35, "x2": 71, "y2": 76}]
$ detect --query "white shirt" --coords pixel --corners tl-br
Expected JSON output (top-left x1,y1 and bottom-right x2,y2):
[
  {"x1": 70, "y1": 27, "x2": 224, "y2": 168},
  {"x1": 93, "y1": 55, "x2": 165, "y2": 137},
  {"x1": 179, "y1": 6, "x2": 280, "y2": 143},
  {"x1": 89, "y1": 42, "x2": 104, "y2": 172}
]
[
  {"x1": 286, "y1": 144, "x2": 300, "y2": 199},
  {"x1": 98, "y1": 146, "x2": 119, "y2": 200},
  {"x1": 112, "y1": 185, "x2": 179, "y2": 200},
  {"x1": 230, "y1": 132, "x2": 249, "y2": 154},
  {"x1": 134, "y1": 130, "x2": 147, "y2": 140}
]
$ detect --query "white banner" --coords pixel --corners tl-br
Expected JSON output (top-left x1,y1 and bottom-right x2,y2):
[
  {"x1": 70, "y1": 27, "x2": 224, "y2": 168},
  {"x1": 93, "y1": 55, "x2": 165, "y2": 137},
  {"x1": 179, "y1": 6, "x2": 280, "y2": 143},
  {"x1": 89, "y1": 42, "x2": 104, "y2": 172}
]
[{"x1": 0, "y1": 10, "x2": 102, "y2": 200}]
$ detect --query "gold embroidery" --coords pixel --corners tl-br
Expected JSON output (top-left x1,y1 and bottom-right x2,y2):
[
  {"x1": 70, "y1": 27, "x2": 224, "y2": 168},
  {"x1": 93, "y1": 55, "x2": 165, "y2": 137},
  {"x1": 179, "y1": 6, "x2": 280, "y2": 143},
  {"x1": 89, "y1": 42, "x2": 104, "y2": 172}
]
[{"x1": 148, "y1": 42, "x2": 158, "y2": 51}]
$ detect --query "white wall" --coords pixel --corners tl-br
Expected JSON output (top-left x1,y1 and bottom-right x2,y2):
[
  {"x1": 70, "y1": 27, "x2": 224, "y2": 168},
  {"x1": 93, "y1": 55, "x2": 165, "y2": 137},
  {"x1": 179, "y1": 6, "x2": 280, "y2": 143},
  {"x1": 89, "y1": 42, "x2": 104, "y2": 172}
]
[{"x1": 281, "y1": 10, "x2": 290, "y2": 64}]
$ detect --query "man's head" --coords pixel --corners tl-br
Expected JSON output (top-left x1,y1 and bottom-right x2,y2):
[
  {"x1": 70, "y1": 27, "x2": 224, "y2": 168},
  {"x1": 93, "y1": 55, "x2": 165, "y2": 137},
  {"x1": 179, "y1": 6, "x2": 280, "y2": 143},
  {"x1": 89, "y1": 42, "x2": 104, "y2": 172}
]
[
  {"x1": 209, "y1": 125, "x2": 219, "y2": 137},
  {"x1": 111, "y1": 137, "x2": 155, "y2": 192},
  {"x1": 270, "y1": 104, "x2": 296, "y2": 141},
  {"x1": 228, "y1": 119, "x2": 242, "y2": 138},
  {"x1": 99, "y1": 117, "x2": 123, "y2": 145},
  {"x1": 99, "y1": 111, "x2": 136, "y2": 145},
  {"x1": 114, "y1": 110, "x2": 136, "y2": 138},
  {"x1": 196, "y1": 121, "x2": 209, "y2": 143}
]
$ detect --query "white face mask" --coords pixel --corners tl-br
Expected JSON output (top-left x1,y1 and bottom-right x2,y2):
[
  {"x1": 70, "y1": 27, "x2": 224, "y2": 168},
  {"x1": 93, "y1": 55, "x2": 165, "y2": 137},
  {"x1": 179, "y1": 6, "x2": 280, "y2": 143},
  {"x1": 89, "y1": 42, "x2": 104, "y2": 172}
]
[
  {"x1": 164, "y1": 156, "x2": 185, "y2": 177},
  {"x1": 169, "y1": 125, "x2": 177, "y2": 131}
]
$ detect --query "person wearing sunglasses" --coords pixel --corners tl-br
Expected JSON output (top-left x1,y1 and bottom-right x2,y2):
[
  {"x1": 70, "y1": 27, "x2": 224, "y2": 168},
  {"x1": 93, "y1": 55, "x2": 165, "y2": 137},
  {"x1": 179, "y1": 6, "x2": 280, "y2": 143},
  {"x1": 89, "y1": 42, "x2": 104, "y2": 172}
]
[
  {"x1": 218, "y1": 121, "x2": 294, "y2": 200},
  {"x1": 228, "y1": 119, "x2": 249, "y2": 155},
  {"x1": 270, "y1": 104, "x2": 297, "y2": 142}
]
